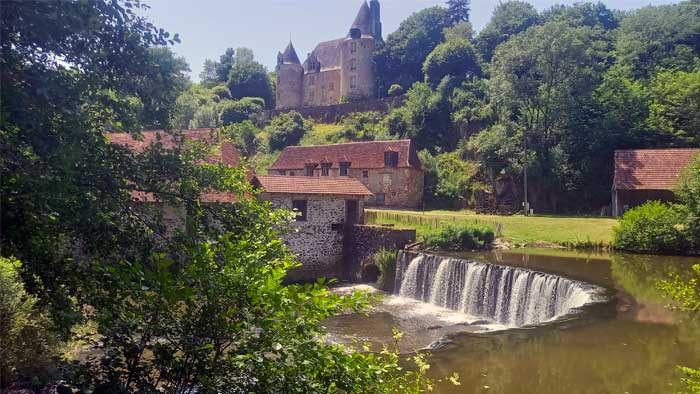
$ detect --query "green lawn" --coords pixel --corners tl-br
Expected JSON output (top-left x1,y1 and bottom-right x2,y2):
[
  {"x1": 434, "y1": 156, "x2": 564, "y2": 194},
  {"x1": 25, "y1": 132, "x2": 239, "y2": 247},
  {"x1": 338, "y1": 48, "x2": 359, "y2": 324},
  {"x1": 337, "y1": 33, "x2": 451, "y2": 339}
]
[{"x1": 365, "y1": 209, "x2": 618, "y2": 247}]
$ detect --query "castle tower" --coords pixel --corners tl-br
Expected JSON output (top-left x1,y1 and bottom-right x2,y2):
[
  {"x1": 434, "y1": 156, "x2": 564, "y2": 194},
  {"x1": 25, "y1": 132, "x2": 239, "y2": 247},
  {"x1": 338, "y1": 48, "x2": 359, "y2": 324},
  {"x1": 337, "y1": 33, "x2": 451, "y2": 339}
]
[
  {"x1": 339, "y1": 1, "x2": 377, "y2": 101},
  {"x1": 275, "y1": 42, "x2": 303, "y2": 110},
  {"x1": 370, "y1": 0, "x2": 382, "y2": 40}
]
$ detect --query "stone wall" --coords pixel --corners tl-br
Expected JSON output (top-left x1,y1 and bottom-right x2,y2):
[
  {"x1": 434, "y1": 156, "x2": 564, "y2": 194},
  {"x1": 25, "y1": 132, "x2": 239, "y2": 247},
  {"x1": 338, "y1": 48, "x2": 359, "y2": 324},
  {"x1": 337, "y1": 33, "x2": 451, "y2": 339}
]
[
  {"x1": 267, "y1": 96, "x2": 405, "y2": 123},
  {"x1": 261, "y1": 193, "x2": 366, "y2": 282},
  {"x1": 301, "y1": 69, "x2": 342, "y2": 108},
  {"x1": 344, "y1": 224, "x2": 416, "y2": 289},
  {"x1": 354, "y1": 167, "x2": 424, "y2": 208}
]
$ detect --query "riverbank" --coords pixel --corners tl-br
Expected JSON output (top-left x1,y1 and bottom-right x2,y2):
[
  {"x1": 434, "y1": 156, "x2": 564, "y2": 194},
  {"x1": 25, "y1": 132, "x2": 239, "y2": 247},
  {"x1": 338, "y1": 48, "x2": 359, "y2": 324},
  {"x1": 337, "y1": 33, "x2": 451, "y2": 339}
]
[{"x1": 365, "y1": 209, "x2": 617, "y2": 249}]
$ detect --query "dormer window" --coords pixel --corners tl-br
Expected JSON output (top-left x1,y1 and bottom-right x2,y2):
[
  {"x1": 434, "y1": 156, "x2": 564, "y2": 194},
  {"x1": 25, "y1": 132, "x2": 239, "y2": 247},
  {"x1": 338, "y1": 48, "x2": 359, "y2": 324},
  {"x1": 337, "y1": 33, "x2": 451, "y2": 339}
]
[
  {"x1": 350, "y1": 28, "x2": 361, "y2": 39},
  {"x1": 304, "y1": 163, "x2": 317, "y2": 176},
  {"x1": 321, "y1": 162, "x2": 332, "y2": 176},
  {"x1": 384, "y1": 151, "x2": 399, "y2": 167},
  {"x1": 339, "y1": 162, "x2": 351, "y2": 176}
]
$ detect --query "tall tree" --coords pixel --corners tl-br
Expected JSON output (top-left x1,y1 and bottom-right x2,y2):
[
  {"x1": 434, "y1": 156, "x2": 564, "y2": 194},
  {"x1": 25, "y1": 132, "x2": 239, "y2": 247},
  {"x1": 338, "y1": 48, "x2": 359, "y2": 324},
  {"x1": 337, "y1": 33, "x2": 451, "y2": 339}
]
[
  {"x1": 447, "y1": 0, "x2": 471, "y2": 24},
  {"x1": 227, "y1": 47, "x2": 274, "y2": 107},
  {"x1": 475, "y1": 1, "x2": 540, "y2": 63}
]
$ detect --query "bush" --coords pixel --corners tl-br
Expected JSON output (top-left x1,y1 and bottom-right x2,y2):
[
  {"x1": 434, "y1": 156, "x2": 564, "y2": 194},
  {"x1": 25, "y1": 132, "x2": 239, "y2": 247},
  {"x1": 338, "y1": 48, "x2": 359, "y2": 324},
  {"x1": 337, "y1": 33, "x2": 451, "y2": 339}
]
[
  {"x1": 267, "y1": 111, "x2": 310, "y2": 151},
  {"x1": 219, "y1": 97, "x2": 264, "y2": 126},
  {"x1": 0, "y1": 257, "x2": 59, "y2": 389},
  {"x1": 211, "y1": 84, "x2": 231, "y2": 101},
  {"x1": 613, "y1": 201, "x2": 691, "y2": 254},
  {"x1": 424, "y1": 223, "x2": 494, "y2": 250},
  {"x1": 373, "y1": 249, "x2": 398, "y2": 290},
  {"x1": 388, "y1": 84, "x2": 404, "y2": 97}
]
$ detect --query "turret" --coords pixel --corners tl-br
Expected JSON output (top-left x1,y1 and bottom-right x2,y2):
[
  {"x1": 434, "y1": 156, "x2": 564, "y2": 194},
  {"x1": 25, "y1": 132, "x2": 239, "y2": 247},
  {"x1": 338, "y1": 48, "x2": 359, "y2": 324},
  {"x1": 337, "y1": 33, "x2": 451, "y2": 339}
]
[
  {"x1": 340, "y1": 1, "x2": 377, "y2": 101},
  {"x1": 275, "y1": 41, "x2": 303, "y2": 110},
  {"x1": 370, "y1": 0, "x2": 382, "y2": 40}
]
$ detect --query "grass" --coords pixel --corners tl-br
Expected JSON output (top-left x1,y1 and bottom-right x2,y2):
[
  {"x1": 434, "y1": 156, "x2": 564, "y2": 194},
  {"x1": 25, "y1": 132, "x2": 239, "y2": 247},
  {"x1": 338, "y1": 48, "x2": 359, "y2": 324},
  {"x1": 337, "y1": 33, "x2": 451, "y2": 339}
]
[
  {"x1": 300, "y1": 123, "x2": 345, "y2": 146},
  {"x1": 365, "y1": 209, "x2": 618, "y2": 248}
]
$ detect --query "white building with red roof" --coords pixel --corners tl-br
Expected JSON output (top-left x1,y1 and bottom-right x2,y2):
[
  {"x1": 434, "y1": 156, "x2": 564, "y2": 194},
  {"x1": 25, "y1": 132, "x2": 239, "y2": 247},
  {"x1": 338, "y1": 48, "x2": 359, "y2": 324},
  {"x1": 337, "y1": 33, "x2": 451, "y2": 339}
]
[
  {"x1": 268, "y1": 139, "x2": 424, "y2": 208},
  {"x1": 252, "y1": 175, "x2": 372, "y2": 281},
  {"x1": 612, "y1": 148, "x2": 700, "y2": 216}
]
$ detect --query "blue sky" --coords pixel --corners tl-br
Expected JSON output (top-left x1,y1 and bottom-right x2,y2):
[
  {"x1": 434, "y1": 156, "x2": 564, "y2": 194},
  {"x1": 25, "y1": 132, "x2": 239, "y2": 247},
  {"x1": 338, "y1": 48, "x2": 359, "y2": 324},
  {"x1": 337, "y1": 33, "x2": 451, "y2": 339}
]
[{"x1": 140, "y1": 0, "x2": 677, "y2": 81}]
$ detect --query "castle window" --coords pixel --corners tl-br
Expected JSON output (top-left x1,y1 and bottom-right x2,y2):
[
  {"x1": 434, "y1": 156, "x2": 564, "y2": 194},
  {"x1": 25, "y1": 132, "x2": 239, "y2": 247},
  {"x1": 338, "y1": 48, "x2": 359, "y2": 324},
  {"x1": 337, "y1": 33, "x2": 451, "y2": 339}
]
[
  {"x1": 350, "y1": 58, "x2": 357, "y2": 71},
  {"x1": 384, "y1": 151, "x2": 399, "y2": 167},
  {"x1": 292, "y1": 200, "x2": 308, "y2": 222},
  {"x1": 350, "y1": 76, "x2": 357, "y2": 89},
  {"x1": 362, "y1": 170, "x2": 369, "y2": 178},
  {"x1": 351, "y1": 42, "x2": 357, "y2": 53}
]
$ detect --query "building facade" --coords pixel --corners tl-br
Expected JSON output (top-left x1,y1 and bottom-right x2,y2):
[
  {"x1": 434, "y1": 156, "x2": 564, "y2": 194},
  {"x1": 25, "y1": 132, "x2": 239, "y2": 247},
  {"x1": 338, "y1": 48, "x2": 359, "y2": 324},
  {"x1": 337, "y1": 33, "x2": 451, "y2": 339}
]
[
  {"x1": 275, "y1": 0, "x2": 382, "y2": 110},
  {"x1": 252, "y1": 175, "x2": 372, "y2": 281},
  {"x1": 612, "y1": 148, "x2": 700, "y2": 216},
  {"x1": 268, "y1": 140, "x2": 424, "y2": 208}
]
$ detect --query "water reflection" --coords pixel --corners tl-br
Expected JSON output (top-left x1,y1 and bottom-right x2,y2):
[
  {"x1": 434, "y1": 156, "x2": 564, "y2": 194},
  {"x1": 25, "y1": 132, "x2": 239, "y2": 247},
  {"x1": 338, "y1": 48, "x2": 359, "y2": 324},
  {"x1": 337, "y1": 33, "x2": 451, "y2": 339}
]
[{"x1": 324, "y1": 249, "x2": 700, "y2": 394}]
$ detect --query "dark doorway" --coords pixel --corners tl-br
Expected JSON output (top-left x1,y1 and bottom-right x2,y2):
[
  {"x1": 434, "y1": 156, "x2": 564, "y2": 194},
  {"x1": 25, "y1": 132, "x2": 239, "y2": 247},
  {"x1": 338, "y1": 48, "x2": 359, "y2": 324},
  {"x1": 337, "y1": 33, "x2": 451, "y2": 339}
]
[{"x1": 346, "y1": 200, "x2": 359, "y2": 225}]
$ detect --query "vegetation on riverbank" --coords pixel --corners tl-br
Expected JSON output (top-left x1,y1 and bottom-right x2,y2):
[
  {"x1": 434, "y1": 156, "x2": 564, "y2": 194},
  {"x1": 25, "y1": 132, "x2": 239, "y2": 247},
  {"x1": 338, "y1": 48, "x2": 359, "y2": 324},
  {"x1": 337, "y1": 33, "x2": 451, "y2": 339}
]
[{"x1": 366, "y1": 209, "x2": 616, "y2": 248}]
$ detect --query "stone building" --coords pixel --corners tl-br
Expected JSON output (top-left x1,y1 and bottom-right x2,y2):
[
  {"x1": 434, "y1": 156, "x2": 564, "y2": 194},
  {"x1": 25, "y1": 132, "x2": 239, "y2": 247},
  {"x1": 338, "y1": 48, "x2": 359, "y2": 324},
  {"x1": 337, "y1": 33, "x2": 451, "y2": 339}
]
[
  {"x1": 268, "y1": 140, "x2": 424, "y2": 208},
  {"x1": 275, "y1": 0, "x2": 382, "y2": 110},
  {"x1": 252, "y1": 175, "x2": 372, "y2": 281},
  {"x1": 612, "y1": 148, "x2": 700, "y2": 216}
]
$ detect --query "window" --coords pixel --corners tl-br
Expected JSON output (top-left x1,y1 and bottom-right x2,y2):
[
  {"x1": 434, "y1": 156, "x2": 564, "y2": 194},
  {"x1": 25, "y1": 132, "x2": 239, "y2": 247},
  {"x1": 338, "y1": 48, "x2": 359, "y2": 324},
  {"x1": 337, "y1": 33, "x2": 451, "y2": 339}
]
[
  {"x1": 340, "y1": 163, "x2": 350, "y2": 176},
  {"x1": 384, "y1": 151, "x2": 398, "y2": 167},
  {"x1": 321, "y1": 163, "x2": 331, "y2": 176},
  {"x1": 289, "y1": 171, "x2": 295, "y2": 176},
  {"x1": 305, "y1": 164, "x2": 316, "y2": 176},
  {"x1": 362, "y1": 170, "x2": 369, "y2": 178},
  {"x1": 350, "y1": 76, "x2": 357, "y2": 89},
  {"x1": 310, "y1": 76, "x2": 315, "y2": 85},
  {"x1": 292, "y1": 200, "x2": 308, "y2": 222},
  {"x1": 278, "y1": 170, "x2": 286, "y2": 175},
  {"x1": 350, "y1": 58, "x2": 357, "y2": 71},
  {"x1": 351, "y1": 42, "x2": 357, "y2": 53}
]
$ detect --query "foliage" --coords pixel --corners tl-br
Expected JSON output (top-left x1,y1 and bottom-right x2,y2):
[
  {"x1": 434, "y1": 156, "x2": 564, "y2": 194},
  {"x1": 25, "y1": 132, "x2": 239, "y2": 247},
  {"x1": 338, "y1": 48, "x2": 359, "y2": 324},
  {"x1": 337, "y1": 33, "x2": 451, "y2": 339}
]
[
  {"x1": 614, "y1": 1, "x2": 700, "y2": 79},
  {"x1": 613, "y1": 201, "x2": 691, "y2": 254},
  {"x1": 211, "y1": 84, "x2": 232, "y2": 101},
  {"x1": 0, "y1": 257, "x2": 60, "y2": 390},
  {"x1": 541, "y1": 2, "x2": 619, "y2": 30},
  {"x1": 141, "y1": 47, "x2": 192, "y2": 128},
  {"x1": 646, "y1": 70, "x2": 700, "y2": 146},
  {"x1": 226, "y1": 47, "x2": 274, "y2": 108},
  {"x1": 423, "y1": 38, "x2": 480, "y2": 87},
  {"x1": 371, "y1": 248, "x2": 398, "y2": 289},
  {"x1": 475, "y1": 1, "x2": 540, "y2": 62},
  {"x1": 219, "y1": 97, "x2": 265, "y2": 126},
  {"x1": 446, "y1": 0, "x2": 470, "y2": 24},
  {"x1": 200, "y1": 47, "x2": 236, "y2": 88},
  {"x1": 443, "y1": 21, "x2": 474, "y2": 42},
  {"x1": 388, "y1": 84, "x2": 405, "y2": 97},
  {"x1": 424, "y1": 223, "x2": 494, "y2": 251},
  {"x1": 225, "y1": 120, "x2": 264, "y2": 157},
  {"x1": 420, "y1": 150, "x2": 483, "y2": 209},
  {"x1": 374, "y1": 7, "x2": 452, "y2": 94},
  {"x1": 173, "y1": 84, "x2": 218, "y2": 128},
  {"x1": 267, "y1": 111, "x2": 311, "y2": 151}
]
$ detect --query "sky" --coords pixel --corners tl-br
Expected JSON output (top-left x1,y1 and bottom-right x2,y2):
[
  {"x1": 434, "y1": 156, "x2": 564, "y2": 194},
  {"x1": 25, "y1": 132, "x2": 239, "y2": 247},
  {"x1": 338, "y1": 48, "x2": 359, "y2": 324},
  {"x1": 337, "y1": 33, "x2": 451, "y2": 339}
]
[{"x1": 139, "y1": 0, "x2": 678, "y2": 81}]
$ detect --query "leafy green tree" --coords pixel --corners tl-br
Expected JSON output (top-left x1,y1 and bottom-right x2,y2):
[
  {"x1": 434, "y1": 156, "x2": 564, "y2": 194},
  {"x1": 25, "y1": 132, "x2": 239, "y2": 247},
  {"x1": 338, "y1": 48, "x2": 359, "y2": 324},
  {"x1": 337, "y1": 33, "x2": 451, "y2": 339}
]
[
  {"x1": 219, "y1": 97, "x2": 265, "y2": 126},
  {"x1": 646, "y1": 70, "x2": 700, "y2": 146},
  {"x1": 227, "y1": 47, "x2": 274, "y2": 108},
  {"x1": 423, "y1": 38, "x2": 480, "y2": 87},
  {"x1": 173, "y1": 84, "x2": 218, "y2": 128},
  {"x1": 141, "y1": 47, "x2": 192, "y2": 128},
  {"x1": 420, "y1": 150, "x2": 483, "y2": 208},
  {"x1": 446, "y1": 0, "x2": 470, "y2": 24},
  {"x1": 200, "y1": 47, "x2": 236, "y2": 88},
  {"x1": 374, "y1": 7, "x2": 452, "y2": 95},
  {"x1": 475, "y1": 1, "x2": 540, "y2": 62},
  {"x1": 267, "y1": 111, "x2": 310, "y2": 151},
  {"x1": 211, "y1": 84, "x2": 232, "y2": 101},
  {"x1": 226, "y1": 120, "x2": 263, "y2": 157},
  {"x1": 541, "y1": 2, "x2": 619, "y2": 30},
  {"x1": 443, "y1": 21, "x2": 474, "y2": 41},
  {"x1": 614, "y1": 1, "x2": 700, "y2": 79}
]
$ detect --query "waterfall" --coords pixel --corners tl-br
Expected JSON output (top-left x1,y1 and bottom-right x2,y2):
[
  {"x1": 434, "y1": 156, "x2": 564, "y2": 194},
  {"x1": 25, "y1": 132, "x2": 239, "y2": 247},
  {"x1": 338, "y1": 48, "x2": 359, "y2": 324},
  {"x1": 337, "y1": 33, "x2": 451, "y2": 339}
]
[{"x1": 395, "y1": 251, "x2": 600, "y2": 327}]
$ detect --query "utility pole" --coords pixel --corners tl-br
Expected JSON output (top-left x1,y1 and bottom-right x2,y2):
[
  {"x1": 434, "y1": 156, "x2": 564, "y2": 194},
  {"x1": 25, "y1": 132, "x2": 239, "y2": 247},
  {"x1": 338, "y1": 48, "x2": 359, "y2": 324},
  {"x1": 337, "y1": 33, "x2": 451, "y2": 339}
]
[{"x1": 523, "y1": 130, "x2": 529, "y2": 216}]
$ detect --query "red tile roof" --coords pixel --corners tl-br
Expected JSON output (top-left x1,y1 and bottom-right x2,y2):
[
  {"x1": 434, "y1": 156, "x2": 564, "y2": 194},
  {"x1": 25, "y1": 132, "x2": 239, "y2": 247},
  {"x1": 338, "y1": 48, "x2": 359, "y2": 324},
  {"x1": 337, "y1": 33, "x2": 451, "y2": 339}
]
[
  {"x1": 107, "y1": 129, "x2": 242, "y2": 203},
  {"x1": 107, "y1": 129, "x2": 240, "y2": 166},
  {"x1": 613, "y1": 149, "x2": 700, "y2": 190},
  {"x1": 252, "y1": 175, "x2": 372, "y2": 197},
  {"x1": 268, "y1": 140, "x2": 421, "y2": 170}
]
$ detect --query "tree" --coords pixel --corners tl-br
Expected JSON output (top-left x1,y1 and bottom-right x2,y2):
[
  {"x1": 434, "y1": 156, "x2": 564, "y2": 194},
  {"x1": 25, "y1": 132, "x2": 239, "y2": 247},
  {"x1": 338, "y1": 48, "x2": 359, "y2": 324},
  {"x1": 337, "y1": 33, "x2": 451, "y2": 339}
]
[
  {"x1": 614, "y1": 1, "x2": 700, "y2": 79},
  {"x1": 374, "y1": 7, "x2": 452, "y2": 95},
  {"x1": 423, "y1": 38, "x2": 480, "y2": 87},
  {"x1": 446, "y1": 0, "x2": 470, "y2": 24},
  {"x1": 475, "y1": 1, "x2": 540, "y2": 62},
  {"x1": 267, "y1": 111, "x2": 310, "y2": 151},
  {"x1": 646, "y1": 70, "x2": 700, "y2": 146},
  {"x1": 200, "y1": 47, "x2": 236, "y2": 88},
  {"x1": 140, "y1": 46, "x2": 192, "y2": 129},
  {"x1": 219, "y1": 97, "x2": 265, "y2": 126},
  {"x1": 227, "y1": 47, "x2": 274, "y2": 108},
  {"x1": 541, "y1": 2, "x2": 619, "y2": 30}
]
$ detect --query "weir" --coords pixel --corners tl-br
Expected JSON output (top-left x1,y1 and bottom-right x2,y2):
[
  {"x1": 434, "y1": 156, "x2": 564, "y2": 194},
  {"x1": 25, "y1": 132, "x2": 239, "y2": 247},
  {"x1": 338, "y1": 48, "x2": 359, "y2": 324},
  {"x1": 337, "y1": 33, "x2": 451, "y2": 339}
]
[{"x1": 395, "y1": 251, "x2": 603, "y2": 327}]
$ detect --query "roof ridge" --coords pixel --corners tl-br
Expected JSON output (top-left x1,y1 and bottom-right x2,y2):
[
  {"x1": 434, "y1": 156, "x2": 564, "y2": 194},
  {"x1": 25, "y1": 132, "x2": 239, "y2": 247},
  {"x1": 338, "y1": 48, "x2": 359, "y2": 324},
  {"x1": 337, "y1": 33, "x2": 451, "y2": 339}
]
[{"x1": 284, "y1": 140, "x2": 410, "y2": 149}]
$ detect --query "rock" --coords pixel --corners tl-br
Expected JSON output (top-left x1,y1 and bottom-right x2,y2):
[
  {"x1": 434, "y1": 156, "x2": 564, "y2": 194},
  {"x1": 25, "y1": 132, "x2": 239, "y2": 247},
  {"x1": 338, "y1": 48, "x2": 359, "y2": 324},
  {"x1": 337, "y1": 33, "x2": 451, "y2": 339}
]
[{"x1": 425, "y1": 336, "x2": 453, "y2": 350}]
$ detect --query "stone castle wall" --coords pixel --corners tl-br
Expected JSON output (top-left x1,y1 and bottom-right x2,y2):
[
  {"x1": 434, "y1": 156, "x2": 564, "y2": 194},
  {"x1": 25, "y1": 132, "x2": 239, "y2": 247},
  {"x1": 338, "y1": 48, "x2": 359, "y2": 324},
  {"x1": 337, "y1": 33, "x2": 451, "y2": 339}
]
[
  {"x1": 302, "y1": 69, "x2": 341, "y2": 108},
  {"x1": 267, "y1": 96, "x2": 405, "y2": 123}
]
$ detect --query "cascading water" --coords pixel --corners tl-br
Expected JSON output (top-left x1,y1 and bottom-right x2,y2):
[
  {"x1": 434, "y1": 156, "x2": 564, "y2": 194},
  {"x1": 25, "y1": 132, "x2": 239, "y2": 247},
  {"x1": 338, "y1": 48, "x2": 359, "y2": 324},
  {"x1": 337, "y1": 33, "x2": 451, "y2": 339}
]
[{"x1": 395, "y1": 251, "x2": 602, "y2": 327}]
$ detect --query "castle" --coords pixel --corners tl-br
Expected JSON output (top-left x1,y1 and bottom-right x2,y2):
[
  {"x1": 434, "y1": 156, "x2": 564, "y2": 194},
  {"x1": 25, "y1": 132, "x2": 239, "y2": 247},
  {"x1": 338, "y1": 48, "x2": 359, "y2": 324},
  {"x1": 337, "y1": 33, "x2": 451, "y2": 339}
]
[{"x1": 275, "y1": 0, "x2": 382, "y2": 110}]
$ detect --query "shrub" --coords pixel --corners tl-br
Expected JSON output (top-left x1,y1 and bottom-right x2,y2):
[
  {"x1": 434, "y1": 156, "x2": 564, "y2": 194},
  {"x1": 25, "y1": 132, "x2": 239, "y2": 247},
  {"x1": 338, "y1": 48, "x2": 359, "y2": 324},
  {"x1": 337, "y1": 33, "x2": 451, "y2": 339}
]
[
  {"x1": 219, "y1": 97, "x2": 264, "y2": 126},
  {"x1": 424, "y1": 223, "x2": 494, "y2": 250},
  {"x1": 211, "y1": 84, "x2": 231, "y2": 101},
  {"x1": 388, "y1": 84, "x2": 404, "y2": 97},
  {"x1": 0, "y1": 257, "x2": 59, "y2": 389},
  {"x1": 267, "y1": 111, "x2": 310, "y2": 151},
  {"x1": 373, "y1": 249, "x2": 398, "y2": 290},
  {"x1": 613, "y1": 201, "x2": 690, "y2": 254}
]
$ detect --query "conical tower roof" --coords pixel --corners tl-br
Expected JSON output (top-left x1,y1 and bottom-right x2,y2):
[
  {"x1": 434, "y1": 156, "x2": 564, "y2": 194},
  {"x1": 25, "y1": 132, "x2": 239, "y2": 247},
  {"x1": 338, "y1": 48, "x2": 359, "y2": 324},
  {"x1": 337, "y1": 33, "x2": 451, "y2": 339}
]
[
  {"x1": 350, "y1": 1, "x2": 372, "y2": 36},
  {"x1": 281, "y1": 41, "x2": 301, "y2": 65}
]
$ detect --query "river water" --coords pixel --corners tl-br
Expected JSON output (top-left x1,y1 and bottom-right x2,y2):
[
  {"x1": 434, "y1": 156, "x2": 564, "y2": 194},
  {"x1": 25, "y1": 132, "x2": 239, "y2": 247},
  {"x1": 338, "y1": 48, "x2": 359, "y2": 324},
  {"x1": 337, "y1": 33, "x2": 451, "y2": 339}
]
[{"x1": 322, "y1": 249, "x2": 700, "y2": 394}]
